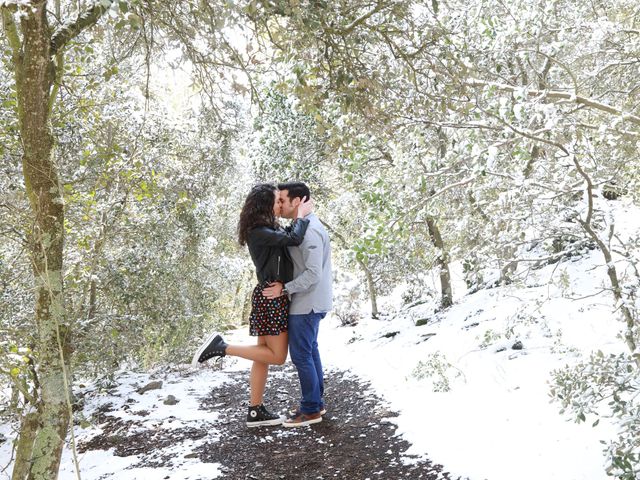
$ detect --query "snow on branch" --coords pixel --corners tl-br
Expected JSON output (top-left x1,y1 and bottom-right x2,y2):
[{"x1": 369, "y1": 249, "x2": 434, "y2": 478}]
[
  {"x1": 50, "y1": 0, "x2": 114, "y2": 55},
  {"x1": 0, "y1": 0, "x2": 31, "y2": 7},
  {"x1": 466, "y1": 79, "x2": 640, "y2": 126},
  {"x1": 326, "y1": 2, "x2": 390, "y2": 35}
]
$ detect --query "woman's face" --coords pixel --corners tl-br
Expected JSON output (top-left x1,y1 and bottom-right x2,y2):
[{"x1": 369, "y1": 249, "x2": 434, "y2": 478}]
[{"x1": 272, "y1": 189, "x2": 281, "y2": 217}]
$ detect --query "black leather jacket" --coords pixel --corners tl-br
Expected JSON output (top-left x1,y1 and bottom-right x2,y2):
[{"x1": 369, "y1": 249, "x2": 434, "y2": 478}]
[{"x1": 246, "y1": 218, "x2": 310, "y2": 284}]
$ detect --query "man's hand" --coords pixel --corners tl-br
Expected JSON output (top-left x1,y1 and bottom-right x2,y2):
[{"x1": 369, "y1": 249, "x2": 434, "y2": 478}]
[
  {"x1": 263, "y1": 281, "x2": 284, "y2": 299},
  {"x1": 296, "y1": 196, "x2": 313, "y2": 218}
]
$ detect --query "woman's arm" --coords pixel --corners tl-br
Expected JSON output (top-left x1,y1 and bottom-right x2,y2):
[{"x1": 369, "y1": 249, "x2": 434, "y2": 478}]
[{"x1": 249, "y1": 219, "x2": 310, "y2": 247}]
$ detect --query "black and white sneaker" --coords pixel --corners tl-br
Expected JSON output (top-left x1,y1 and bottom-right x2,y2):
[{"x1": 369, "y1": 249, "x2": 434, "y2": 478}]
[
  {"x1": 191, "y1": 333, "x2": 228, "y2": 366},
  {"x1": 246, "y1": 404, "x2": 283, "y2": 427}
]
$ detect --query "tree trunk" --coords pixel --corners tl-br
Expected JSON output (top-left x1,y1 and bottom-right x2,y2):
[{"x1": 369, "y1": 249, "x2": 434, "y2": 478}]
[
  {"x1": 8, "y1": 2, "x2": 72, "y2": 479},
  {"x1": 426, "y1": 130, "x2": 454, "y2": 309},
  {"x1": 11, "y1": 411, "x2": 39, "y2": 480},
  {"x1": 236, "y1": 269, "x2": 250, "y2": 325},
  {"x1": 571, "y1": 156, "x2": 640, "y2": 367},
  {"x1": 499, "y1": 244, "x2": 517, "y2": 285},
  {"x1": 358, "y1": 257, "x2": 379, "y2": 319},
  {"x1": 426, "y1": 215, "x2": 453, "y2": 309},
  {"x1": 242, "y1": 289, "x2": 253, "y2": 325},
  {"x1": 581, "y1": 228, "x2": 639, "y2": 366}
]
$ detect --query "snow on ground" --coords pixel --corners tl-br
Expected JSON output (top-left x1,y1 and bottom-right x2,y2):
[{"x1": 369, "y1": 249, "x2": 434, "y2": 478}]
[
  {"x1": 0, "y1": 199, "x2": 636, "y2": 480},
  {"x1": 319, "y1": 270, "x2": 620, "y2": 480},
  {"x1": 0, "y1": 369, "x2": 229, "y2": 480}
]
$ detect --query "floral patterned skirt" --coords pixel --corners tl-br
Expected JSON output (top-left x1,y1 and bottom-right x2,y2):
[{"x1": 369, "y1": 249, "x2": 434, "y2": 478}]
[{"x1": 249, "y1": 282, "x2": 289, "y2": 336}]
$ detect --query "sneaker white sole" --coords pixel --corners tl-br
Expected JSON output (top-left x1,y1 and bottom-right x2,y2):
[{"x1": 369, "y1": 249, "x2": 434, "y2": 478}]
[
  {"x1": 282, "y1": 416, "x2": 322, "y2": 428},
  {"x1": 246, "y1": 417, "x2": 284, "y2": 428},
  {"x1": 190, "y1": 331, "x2": 220, "y2": 367},
  {"x1": 288, "y1": 408, "x2": 327, "y2": 416}
]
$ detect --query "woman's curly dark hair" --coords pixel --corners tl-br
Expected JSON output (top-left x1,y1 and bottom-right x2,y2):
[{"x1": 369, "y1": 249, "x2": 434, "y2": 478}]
[{"x1": 238, "y1": 183, "x2": 278, "y2": 246}]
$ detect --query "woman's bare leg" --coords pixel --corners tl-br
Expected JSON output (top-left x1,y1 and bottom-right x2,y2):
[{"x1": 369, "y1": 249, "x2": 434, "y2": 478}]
[
  {"x1": 250, "y1": 364, "x2": 269, "y2": 405},
  {"x1": 249, "y1": 337, "x2": 268, "y2": 406},
  {"x1": 226, "y1": 332, "x2": 288, "y2": 365}
]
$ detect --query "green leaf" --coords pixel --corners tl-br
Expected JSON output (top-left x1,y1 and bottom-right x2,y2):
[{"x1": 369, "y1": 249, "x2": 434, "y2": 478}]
[{"x1": 127, "y1": 13, "x2": 141, "y2": 29}]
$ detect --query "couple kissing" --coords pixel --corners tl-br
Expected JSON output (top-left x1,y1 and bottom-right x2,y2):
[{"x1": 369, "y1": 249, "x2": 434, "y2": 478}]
[{"x1": 192, "y1": 182, "x2": 333, "y2": 428}]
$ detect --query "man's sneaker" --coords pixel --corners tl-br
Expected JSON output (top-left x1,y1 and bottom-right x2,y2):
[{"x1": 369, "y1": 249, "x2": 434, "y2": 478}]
[
  {"x1": 246, "y1": 404, "x2": 283, "y2": 427},
  {"x1": 288, "y1": 406, "x2": 327, "y2": 417},
  {"x1": 283, "y1": 411, "x2": 322, "y2": 427},
  {"x1": 191, "y1": 333, "x2": 228, "y2": 366}
]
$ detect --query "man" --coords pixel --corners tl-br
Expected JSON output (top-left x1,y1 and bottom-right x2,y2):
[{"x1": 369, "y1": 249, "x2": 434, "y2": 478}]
[{"x1": 263, "y1": 181, "x2": 333, "y2": 427}]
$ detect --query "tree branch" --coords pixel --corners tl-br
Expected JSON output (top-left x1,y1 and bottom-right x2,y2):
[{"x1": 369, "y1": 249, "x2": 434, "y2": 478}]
[
  {"x1": 467, "y1": 78, "x2": 640, "y2": 126},
  {"x1": 517, "y1": 49, "x2": 578, "y2": 93},
  {"x1": 49, "y1": 0, "x2": 113, "y2": 55},
  {"x1": 48, "y1": 50, "x2": 64, "y2": 113},
  {"x1": 1, "y1": 5, "x2": 22, "y2": 61},
  {"x1": 326, "y1": 1, "x2": 389, "y2": 35},
  {"x1": 479, "y1": 104, "x2": 571, "y2": 155},
  {"x1": 389, "y1": 175, "x2": 479, "y2": 230}
]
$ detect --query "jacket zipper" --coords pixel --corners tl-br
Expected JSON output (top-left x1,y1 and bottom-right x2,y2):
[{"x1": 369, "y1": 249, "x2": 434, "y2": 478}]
[{"x1": 277, "y1": 255, "x2": 281, "y2": 278}]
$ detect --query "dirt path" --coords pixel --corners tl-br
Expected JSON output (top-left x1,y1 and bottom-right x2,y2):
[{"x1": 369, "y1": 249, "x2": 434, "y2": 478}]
[{"x1": 79, "y1": 365, "x2": 462, "y2": 479}]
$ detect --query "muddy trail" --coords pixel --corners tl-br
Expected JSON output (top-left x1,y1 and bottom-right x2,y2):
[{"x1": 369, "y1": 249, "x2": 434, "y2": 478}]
[{"x1": 79, "y1": 365, "x2": 463, "y2": 480}]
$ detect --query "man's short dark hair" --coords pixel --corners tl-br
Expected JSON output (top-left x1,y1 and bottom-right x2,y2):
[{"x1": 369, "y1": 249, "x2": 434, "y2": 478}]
[{"x1": 277, "y1": 182, "x2": 310, "y2": 201}]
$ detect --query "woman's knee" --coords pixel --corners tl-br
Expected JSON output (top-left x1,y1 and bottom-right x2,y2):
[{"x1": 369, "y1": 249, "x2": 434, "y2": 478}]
[
  {"x1": 269, "y1": 345, "x2": 288, "y2": 365},
  {"x1": 264, "y1": 335, "x2": 288, "y2": 365}
]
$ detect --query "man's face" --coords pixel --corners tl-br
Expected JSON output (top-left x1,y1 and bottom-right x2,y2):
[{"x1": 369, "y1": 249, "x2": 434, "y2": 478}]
[{"x1": 278, "y1": 189, "x2": 299, "y2": 219}]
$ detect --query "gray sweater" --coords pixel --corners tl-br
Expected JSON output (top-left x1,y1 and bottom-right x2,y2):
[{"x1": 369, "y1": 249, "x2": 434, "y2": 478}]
[{"x1": 284, "y1": 213, "x2": 333, "y2": 314}]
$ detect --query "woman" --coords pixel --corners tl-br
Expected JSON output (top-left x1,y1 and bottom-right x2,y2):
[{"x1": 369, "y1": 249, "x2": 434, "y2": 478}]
[{"x1": 191, "y1": 183, "x2": 312, "y2": 427}]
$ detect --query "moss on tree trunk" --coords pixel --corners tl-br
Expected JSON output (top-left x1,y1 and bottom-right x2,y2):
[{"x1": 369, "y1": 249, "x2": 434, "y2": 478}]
[{"x1": 4, "y1": 1, "x2": 72, "y2": 478}]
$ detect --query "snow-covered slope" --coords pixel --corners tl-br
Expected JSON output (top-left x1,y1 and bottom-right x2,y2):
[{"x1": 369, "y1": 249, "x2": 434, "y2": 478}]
[{"x1": 317, "y1": 199, "x2": 640, "y2": 480}]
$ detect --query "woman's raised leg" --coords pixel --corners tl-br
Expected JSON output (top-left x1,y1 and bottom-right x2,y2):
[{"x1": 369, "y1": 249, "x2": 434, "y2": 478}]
[{"x1": 226, "y1": 332, "x2": 288, "y2": 365}]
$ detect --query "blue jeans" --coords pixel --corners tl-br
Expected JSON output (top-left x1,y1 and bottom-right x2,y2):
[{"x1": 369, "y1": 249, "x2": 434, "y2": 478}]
[{"x1": 288, "y1": 311, "x2": 326, "y2": 414}]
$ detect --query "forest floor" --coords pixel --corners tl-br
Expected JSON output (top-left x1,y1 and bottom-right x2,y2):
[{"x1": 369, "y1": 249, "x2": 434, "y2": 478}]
[{"x1": 75, "y1": 364, "x2": 459, "y2": 480}]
